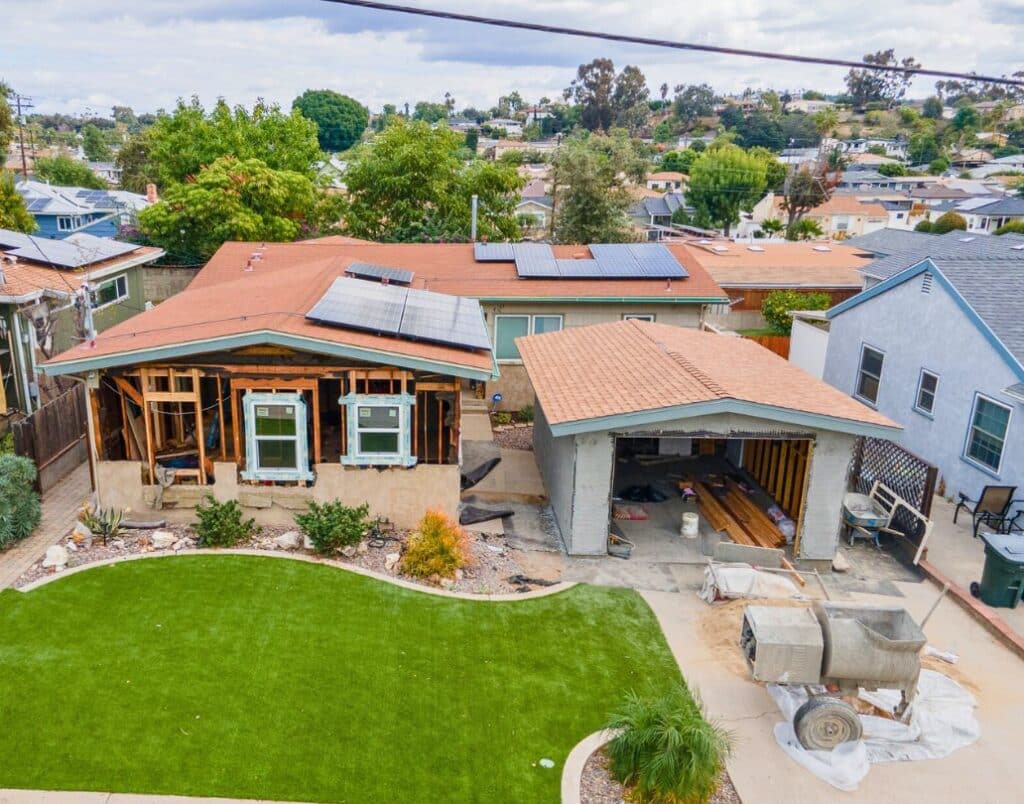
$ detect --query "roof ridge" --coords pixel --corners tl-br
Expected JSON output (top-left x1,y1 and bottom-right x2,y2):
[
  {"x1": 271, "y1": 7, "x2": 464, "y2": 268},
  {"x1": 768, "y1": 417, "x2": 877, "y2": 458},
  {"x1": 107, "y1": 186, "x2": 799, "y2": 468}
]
[{"x1": 630, "y1": 321, "x2": 729, "y2": 399}]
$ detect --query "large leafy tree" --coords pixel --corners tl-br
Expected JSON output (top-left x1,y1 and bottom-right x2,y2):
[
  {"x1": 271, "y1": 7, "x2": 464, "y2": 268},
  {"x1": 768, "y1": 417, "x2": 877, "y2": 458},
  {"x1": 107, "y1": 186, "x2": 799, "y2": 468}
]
[
  {"x1": 565, "y1": 58, "x2": 617, "y2": 131},
  {"x1": 551, "y1": 135, "x2": 644, "y2": 244},
  {"x1": 0, "y1": 83, "x2": 14, "y2": 157},
  {"x1": 292, "y1": 90, "x2": 368, "y2": 153},
  {"x1": 115, "y1": 135, "x2": 158, "y2": 193},
  {"x1": 780, "y1": 161, "x2": 842, "y2": 230},
  {"x1": 611, "y1": 65, "x2": 650, "y2": 132},
  {"x1": 82, "y1": 124, "x2": 112, "y2": 161},
  {"x1": 137, "y1": 157, "x2": 329, "y2": 260},
  {"x1": 32, "y1": 155, "x2": 106, "y2": 189},
  {"x1": 0, "y1": 170, "x2": 35, "y2": 233},
  {"x1": 140, "y1": 96, "x2": 322, "y2": 187},
  {"x1": 734, "y1": 112, "x2": 786, "y2": 151},
  {"x1": 672, "y1": 84, "x2": 716, "y2": 129},
  {"x1": 686, "y1": 145, "x2": 768, "y2": 236},
  {"x1": 342, "y1": 119, "x2": 523, "y2": 242},
  {"x1": 844, "y1": 49, "x2": 921, "y2": 110}
]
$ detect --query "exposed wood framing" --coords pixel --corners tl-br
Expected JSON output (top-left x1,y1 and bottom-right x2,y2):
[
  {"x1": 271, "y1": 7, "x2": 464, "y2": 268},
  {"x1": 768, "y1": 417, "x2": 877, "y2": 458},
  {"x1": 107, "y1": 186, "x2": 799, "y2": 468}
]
[{"x1": 742, "y1": 438, "x2": 810, "y2": 520}]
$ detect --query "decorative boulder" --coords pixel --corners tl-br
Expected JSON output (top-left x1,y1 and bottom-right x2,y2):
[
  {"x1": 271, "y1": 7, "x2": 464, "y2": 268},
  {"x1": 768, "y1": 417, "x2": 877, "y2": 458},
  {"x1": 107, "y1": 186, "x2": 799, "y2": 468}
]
[
  {"x1": 150, "y1": 531, "x2": 176, "y2": 550},
  {"x1": 303, "y1": 533, "x2": 315, "y2": 550},
  {"x1": 273, "y1": 531, "x2": 302, "y2": 550},
  {"x1": 340, "y1": 545, "x2": 357, "y2": 558},
  {"x1": 384, "y1": 552, "x2": 401, "y2": 571},
  {"x1": 42, "y1": 545, "x2": 70, "y2": 569},
  {"x1": 72, "y1": 520, "x2": 93, "y2": 547}
]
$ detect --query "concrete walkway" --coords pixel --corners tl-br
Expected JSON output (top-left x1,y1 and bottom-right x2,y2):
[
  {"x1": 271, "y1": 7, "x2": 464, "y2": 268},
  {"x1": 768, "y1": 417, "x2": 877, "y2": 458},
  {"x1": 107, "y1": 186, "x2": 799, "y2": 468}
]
[
  {"x1": 0, "y1": 461, "x2": 91, "y2": 589},
  {"x1": 642, "y1": 573, "x2": 1024, "y2": 804}
]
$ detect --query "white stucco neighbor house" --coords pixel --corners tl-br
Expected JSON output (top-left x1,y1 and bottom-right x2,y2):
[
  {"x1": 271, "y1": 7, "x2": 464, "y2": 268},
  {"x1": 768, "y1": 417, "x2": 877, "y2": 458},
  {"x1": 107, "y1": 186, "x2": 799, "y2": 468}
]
[{"x1": 518, "y1": 320, "x2": 899, "y2": 564}]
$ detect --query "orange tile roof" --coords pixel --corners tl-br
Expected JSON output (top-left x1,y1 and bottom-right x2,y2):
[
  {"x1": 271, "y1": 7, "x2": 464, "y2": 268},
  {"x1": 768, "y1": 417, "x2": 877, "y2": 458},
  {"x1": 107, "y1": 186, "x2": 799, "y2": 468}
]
[
  {"x1": 45, "y1": 254, "x2": 494, "y2": 376},
  {"x1": 677, "y1": 242, "x2": 870, "y2": 288},
  {"x1": 648, "y1": 171, "x2": 686, "y2": 181},
  {"x1": 517, "y1": 320, "x2": 899, "y2": 433},
  {"x1": 773, "y1": 195, "x2": 888, "y2": 218},
  {"x1": 1, "y1": 247, "x2": 162, "y2": 301},
  {"x1": 193, "y1": 241, "x2": 727, "y2": 301}
]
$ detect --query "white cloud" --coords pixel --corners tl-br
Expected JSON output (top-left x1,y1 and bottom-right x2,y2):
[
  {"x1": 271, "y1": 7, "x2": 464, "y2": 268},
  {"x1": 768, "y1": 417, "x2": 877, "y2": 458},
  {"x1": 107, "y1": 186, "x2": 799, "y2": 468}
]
[{"x1": 2, "y1": 1, "x2": 1021, "y2": 114}]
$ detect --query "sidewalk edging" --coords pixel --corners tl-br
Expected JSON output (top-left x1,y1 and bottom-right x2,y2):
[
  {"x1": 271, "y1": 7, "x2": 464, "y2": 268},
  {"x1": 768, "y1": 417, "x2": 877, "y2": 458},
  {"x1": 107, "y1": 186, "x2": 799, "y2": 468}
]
[
  {"x1": 561, "y1": 729, "x2": 621, "y2": 804},
  {"x1": 16, "y1": 547, "x2": 576, "y2": 602},
  {"x1": 919, "y1": 558, "x2": 1024, "y2": 661}
]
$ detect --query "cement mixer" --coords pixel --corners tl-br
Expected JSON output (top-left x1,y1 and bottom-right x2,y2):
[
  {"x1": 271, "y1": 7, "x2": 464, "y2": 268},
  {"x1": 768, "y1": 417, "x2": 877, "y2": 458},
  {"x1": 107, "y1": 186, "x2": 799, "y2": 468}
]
[{"x1": 739, "y1": 601, "x2": 927, "y2": 750}]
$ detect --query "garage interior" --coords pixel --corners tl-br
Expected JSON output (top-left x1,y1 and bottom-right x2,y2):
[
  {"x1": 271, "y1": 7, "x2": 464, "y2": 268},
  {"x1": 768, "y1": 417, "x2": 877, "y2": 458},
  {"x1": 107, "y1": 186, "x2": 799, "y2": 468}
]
[{"x1": 610, "y1": 435, "x2": 814, "y2": 561}]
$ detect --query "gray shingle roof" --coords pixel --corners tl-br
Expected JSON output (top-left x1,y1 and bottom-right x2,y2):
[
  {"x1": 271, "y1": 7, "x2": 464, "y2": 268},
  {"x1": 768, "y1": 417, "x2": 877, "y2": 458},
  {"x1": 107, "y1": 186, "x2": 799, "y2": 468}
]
[
  {"x1": 936, "y1": 260, "x2": 1024, "y2": 364},
  {"x1": 969, "y1": 196, "x2": 1024, "y2": 217},
  {"x1": 630, "y1": 192, "x2": 687, "y2": 219},
  {"x1": 847, "y1": 228, "x2": 1024, "y2": 279}
]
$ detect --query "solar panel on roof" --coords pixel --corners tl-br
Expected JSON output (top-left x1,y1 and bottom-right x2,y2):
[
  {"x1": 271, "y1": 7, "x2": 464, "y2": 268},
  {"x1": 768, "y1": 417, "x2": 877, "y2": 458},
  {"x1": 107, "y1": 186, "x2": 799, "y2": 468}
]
[
  {"x1": 306, "y1": 278, "x2": 407, "y2": 335},
  {"x1": 344, "y1": 261, "x2": 415, "y2": 286},
  {"x1": 26, "y1": 199, "x2": 49, "y2": 212},
  {"x1": 513, "y1": 243, "x2": 559, "y2": 277},
  {"x1": 588, "y1": 243, "x2": 687, "y2": 279},
  {"x1": 399, "y1": 289, "x2": 490, "y2": 351},
  {"x1": 554, "y1": 259, "x2": 600, "y2": 277},
  {"x1": 473, "y1": 242, "x2": 515, "y2": 262}
]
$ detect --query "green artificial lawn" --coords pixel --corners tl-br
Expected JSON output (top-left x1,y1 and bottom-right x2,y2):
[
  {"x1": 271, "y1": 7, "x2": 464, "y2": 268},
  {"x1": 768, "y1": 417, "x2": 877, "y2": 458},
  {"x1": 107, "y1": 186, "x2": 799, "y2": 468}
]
[{"x1": 0, "y1": 556, "x2": 681, "y2": 803}]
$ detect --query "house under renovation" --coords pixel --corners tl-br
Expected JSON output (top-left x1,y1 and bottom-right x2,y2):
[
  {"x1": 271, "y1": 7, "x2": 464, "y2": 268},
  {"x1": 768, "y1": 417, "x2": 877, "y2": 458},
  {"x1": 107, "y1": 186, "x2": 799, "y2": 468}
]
[
  {"x1": 42, "y1": 248, "x2": 495, "y2": 527},
  {"x1": 518, "y1": 320, "x2": 900, "y2": 563}
]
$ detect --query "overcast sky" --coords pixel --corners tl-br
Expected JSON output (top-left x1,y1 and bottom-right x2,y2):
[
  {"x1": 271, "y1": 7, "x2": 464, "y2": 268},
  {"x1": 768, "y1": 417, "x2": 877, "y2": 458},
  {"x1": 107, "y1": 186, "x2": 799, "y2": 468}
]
[{"x1": 3, "y1": 0, "x2": 1023, "y2": 115}]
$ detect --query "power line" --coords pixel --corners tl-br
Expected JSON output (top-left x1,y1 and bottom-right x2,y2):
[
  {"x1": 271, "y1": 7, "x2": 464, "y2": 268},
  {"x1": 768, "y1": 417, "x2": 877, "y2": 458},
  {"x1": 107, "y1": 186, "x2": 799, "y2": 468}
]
[{"x1": 319, "y1": 0, "x2": 1024, "y2": 87}]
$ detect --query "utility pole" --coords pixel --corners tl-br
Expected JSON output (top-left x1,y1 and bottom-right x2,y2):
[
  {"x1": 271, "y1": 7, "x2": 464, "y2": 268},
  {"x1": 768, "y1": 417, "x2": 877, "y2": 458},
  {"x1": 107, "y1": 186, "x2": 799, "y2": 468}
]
[{"x1": 13, "y1": 93, "x2": 34, "y2": 180}]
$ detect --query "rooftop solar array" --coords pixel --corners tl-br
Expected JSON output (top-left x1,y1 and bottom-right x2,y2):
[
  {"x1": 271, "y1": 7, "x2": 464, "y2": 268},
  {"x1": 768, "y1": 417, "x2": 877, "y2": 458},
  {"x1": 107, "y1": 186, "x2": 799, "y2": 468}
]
[
  {"x1": 473, "y1": 242, "x2": 516, "y2": 261},
  {"x1": 0, "y1": 230, "x2": 139, "y2": 269},
  {"x1": 306, "y1": 277, "x2": 490, "y2": 352},
  {"x1": 344, "y1": 261, "x2": 415, "y2": 286},
  {"x1": 472, "y1": 242, "x2": 688, "y2": 279}
]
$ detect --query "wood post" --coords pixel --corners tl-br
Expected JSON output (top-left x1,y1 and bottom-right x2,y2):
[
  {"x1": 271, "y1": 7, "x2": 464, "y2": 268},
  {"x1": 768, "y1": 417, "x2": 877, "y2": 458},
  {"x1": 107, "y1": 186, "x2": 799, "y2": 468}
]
[
  {"x1": 217, "y1": 377, "x2": 226, "y2": 461},
  {"x1": 140, "y1": 369, "x2": 155, "y2": 484},
  {"x1": 192, "y1": 369, "x2": 206, "y2": 484}
]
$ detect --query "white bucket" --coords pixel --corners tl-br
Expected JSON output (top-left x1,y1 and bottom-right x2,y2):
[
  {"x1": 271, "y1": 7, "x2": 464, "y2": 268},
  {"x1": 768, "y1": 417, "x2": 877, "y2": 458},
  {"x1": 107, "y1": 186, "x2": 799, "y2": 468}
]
[{"x1": 681, "y1": 512, "x2": 699, "y2": 539}]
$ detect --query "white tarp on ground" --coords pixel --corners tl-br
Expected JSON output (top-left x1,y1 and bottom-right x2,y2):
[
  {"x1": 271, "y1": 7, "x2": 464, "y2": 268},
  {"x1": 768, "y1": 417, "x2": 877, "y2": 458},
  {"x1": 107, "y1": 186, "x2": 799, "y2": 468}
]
[
  {"x1": 699, "y1": 564, "x2": 803, "y2": 603},
  {"x1": 768, "y1": 669, "x2": 980, "y2": 791}
]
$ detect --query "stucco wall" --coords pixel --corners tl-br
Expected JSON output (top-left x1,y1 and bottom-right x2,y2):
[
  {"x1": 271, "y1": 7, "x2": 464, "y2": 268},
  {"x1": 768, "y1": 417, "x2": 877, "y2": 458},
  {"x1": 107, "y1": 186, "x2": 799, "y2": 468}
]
[
  {"x1": 95, "y1": 460, "x2": 460, "y2": 529},
  {"x1": 532, "y1": 402, "x2": 574, "y2": 550},
  {"x1": 823, "y1": 271, "x2": 1022, "y2": 503},
  {"x1": 552, "y1": 410, "x2": 858, "y2": 559},
  {"x1": 482, "y1": 301, "x2": 704, "y2": 410},
  {"x1": 143, "y1": 265, "x2": 200, "y2": 304},
  {"x1": 789, "y1": 318, "x2": 829, "y2": 379}
]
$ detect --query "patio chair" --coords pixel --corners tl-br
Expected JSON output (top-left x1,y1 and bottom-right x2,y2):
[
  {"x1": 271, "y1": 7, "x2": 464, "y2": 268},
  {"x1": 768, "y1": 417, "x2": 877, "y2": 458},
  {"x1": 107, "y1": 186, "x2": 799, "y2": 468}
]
[{"x1": 953, "y1": 485, "x2": 1018, "y2": 538}]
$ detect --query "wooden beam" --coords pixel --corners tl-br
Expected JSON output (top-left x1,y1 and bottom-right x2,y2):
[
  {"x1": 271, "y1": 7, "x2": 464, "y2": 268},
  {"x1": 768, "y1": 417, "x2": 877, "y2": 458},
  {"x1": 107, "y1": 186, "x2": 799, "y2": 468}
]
[
  {"x1": 117, "y1": 384, "x2": 132, "y2": 460},
  {"x1": 312, "y1": 382, "x2": 321, "y2": 465},
  {"x1": 192, "y1": 369, "x2": 206, "y2": 484},
  {"x1": 141, "y1": 369, "x2": 156, "y2": 484},
  {"x1": 88, "y1": 387, "x2": 103, "y2": 460},
  {"x1": 792, "y1": 440, "x2": 814, "y2": 558},
  {"x1": 143, "y1": 391, "x2": 198, "y2": 403},
  {"x1": 217, "y1": 377, "x2": 227, "y2": 460},
  {"x1": 112, "y1": 376, "x2": 143, "y2": 407},
  {"x1": 230, "y1": 380, "x2": 242, "y2": 468}
]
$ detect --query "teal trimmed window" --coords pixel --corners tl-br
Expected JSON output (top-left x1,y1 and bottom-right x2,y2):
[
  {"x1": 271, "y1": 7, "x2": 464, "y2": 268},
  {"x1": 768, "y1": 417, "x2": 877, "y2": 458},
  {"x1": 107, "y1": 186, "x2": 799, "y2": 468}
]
[
  {"x1": 964, "y1": 394, "x2": 1011, "y2": 473},
  {"x1": 340, "y1": 393, "x2": 416, "y2": 467},
  {"x1": 494, "y1": 314, "x2": 563, "y2": 361},
  {"x1": 241, "y1": 392, "x2": 314, "y2": 482}
]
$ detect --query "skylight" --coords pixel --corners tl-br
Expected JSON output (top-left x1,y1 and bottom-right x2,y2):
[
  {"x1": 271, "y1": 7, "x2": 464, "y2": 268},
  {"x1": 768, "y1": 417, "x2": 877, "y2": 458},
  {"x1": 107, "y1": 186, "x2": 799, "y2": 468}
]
[
  {"x1": 813, "y1": 246, "x2": 832, "y2": 252},
  {"x1": 747, "y1": 246, "x2": 765, "y2": 252},
  {"x1": 958, "y1": 236, "x2": 975, "y2": 242}
]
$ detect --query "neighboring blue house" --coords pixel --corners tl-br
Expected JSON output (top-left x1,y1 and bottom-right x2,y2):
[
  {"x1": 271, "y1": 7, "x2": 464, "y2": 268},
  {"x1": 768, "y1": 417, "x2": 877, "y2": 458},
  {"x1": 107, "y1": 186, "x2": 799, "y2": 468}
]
[
  {"x1": 822, "y1": 246, "x2": 1024, "y2": 514},
  {"x1": 16, "y1": 180, "x2": 151, "y2": 239}
]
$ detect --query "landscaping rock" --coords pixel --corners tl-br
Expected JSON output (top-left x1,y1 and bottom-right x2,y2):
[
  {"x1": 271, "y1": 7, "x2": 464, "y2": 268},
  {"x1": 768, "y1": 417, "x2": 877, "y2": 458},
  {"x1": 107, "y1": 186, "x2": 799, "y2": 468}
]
[
  {"x1": 384, "y1": 552, "x2": 401, "y2": 571},
  {"x1": 110, "y1": 538, "x2": 125, "y2": 550},
  {"x1": 832, "y1": 551, "x2": 851, "y2": 573},
  {"x1": 150, "y1": 531, "x2": 176, "y2": 550},
  {"x1": 172, "y1": 537, "x2": 195, "y2": 551},
  {"x1": 273, "y1": 531, "x2": 302, "y2": 550},
  {"x1": 42, "y1": 545, "x2": 69, "y2": 569},
  {"x1": 341, "y1": 545, "x2": 357, "y2": 558},
  {"x1": 454, "y1": 569, "x2": 464, "y2": 582},
  {"x1": 440, "y1": 579, "x2": 457, "y2": 591},
  {"x1": 357, "y1": 540, "x2": 369, "y2": 555},
  {"x1": 303, "y1": 533, "x2": 315, "y2": 550},
  {"x1": 72, "y1": 520, "x2": 93, "y2": 547},
  {"x1": 66, "y1": 540, "x2": 78, "y2": 552}
]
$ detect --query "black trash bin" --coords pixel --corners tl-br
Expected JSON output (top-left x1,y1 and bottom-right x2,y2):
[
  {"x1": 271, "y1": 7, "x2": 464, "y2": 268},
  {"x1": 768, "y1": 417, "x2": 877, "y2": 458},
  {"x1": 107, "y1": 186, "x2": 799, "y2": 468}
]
[{"x1": 971, "y1": 533, "x2": 1024, "y2": 608}]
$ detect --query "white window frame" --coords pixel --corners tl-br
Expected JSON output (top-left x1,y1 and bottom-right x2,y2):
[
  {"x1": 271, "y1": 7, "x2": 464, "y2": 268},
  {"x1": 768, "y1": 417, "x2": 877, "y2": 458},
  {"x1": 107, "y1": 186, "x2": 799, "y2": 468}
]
[
  {"x1": 855, "y1": 344, "x2": 884, "y2": 406},
  {"x1": 340, "y1": 393, "x2": 416, "y2": 467},
  {"x1": 622, "y1": 314, "x2": 656, "y2": 322},
  {"x1": 241, "y1": 392, "x2": 314, "y2": 482},
  {"x1": 57, "y1": 216, "x2": 75, "y2": 232},
  {"x1": 90, "y1": 274, "x2": 129, "y2": 310},
  {"x1": 962, "y1": 393, "x2": 1012, "y2": 475},
  {"x1": 913, "y1": 369, "x2": 939, "y2": 417},
  {"x1": 494, "y1": 314, "x2": 563, "y2": 363}
]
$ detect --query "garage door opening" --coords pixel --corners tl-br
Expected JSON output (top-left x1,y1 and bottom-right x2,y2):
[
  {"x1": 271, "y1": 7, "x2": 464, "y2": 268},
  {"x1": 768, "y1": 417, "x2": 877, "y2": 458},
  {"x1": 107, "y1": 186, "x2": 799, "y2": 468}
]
[{"x1": 610, "y1": 436, "x2": 813, "y2": 561}]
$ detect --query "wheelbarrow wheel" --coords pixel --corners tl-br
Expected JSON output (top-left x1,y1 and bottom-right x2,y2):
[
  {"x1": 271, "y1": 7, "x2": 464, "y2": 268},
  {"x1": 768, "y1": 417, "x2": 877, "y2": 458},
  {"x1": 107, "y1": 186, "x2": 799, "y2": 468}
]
[
  {"x1": 970, "y1": 581, "x2": 980, "y2": 598},
  {"x1": 793, "y1": 696, "x2": 863, "y2": 751}
]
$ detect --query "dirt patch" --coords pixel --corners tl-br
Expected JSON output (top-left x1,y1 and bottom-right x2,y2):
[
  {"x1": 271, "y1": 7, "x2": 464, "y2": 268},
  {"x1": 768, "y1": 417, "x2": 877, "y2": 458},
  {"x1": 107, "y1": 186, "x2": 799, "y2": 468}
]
[
  {"x1": 580, "y1": 748, "x2": 740, "y2": 804},
  {"x1": 16, "y1": 523, "x2": 535, "y2": 595},
  {"x1": 493, "y1": 424, "x2": 533, "y2": 451}
]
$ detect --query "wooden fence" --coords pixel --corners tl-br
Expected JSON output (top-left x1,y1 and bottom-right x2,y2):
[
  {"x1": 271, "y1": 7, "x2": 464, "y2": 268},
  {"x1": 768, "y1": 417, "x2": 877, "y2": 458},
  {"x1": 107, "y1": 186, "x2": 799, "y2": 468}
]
[
  {"x1": 849, "y1": 437, "x2": 939, "y2": 547},
  {"x1": 746, "y1": 335, "x2": 791, "y2": 359},
  {"x1": 12, "y1": 384, "x2": 88, "y2": 493}
]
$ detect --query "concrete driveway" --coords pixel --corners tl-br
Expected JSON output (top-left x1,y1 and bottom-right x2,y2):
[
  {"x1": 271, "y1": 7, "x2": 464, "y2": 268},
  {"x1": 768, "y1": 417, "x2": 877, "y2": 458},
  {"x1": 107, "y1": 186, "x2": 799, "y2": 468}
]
[{"x1": 643, "y1": 576, "x2": 1024, "y2": 804}]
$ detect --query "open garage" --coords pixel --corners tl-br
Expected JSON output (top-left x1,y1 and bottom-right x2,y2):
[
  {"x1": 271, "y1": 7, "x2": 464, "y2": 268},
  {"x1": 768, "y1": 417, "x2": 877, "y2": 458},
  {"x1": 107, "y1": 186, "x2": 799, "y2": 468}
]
[{"x1": 519, "y1": 320, "x2": 900, "y2": 564}]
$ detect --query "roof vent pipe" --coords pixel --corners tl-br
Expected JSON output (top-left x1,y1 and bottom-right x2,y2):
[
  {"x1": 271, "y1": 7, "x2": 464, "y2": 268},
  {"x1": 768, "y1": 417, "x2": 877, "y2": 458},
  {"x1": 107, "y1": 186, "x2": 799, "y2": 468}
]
[{"x1": 470, "y1": 194, "x2": 479, "y2": 241}]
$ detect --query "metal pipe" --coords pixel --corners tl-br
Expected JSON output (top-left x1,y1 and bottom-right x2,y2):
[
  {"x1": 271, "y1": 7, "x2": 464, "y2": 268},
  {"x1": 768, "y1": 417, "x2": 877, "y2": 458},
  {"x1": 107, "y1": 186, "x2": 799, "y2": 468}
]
[
  {"x1": 11, "y1": 311, "x2": 33, "y2": 413},
  {"x1": 919, "y1": 583, "x2": 950, "y2": 630},
  {"x1": 470, "y1": 194, "x2": 479, "y2": 241}
]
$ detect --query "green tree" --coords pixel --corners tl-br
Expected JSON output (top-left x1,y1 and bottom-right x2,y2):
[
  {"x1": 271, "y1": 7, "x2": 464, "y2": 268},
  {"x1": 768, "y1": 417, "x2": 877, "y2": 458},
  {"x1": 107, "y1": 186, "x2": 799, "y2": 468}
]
[
  {"x1": 994, "y1": 220, "x2": 1024, "y2": 235},
  {"x1": 660, "y1": 150, "x2": 696, "y2": 174},
  {"x1": 412, "y1": 101, "x2": 448, "y2": 123},
  {"x1": 749, "y1": 146, "x2": 787, "y2": 192},
  {"x1": 463, "y1": 129, "x2": 479, "y2": 152},
  {"x1": 930, "y1": 211, "x2": 967, "y2": 234},
  {"x1": 761, "y1": 290, "x2": 831, "y2": 333},
  {"x1": 844, "y1": 49, "x2": 921, "y2": 109},
  {"x1": 877, "y1": 162, "x2": 908, "y2": 177},
  {"x1": 759, "y1": 217, "x2": 784, "y2": 237},
  {"x1": 292, "y1": 90, "x2": 368, "y2": 153},
  {"x1": 951, "y1": 106, "x2": 980, "y2": 132},
  {"x1": 780, "y1": 161, "x2": 841, "y2": 229},
  {"x1": 32, "y1": 155, "x2": 106, "y2": 189},
  {"x1": 137, "y1": 157, "x2": 327, "y2": 260},
  {"x1": 81, "y1": 124, "x2": 112, "y2": 161},
  {"x1": 734, "y1": 112, "x2": 786, "y2": 151},
  {"x1": 0, "y1": 170, "x2": 35, "y2": 232},
  {"x1": 550, "y1": 135, "x2": 640, "y2": 244},
  {"x1": 787, "y1": 217, "x2": 825, "y2": 240},
  {"x1": 908, "y1": 132, "x2": 942, "y2": 165},
  {"x1": 812, "y1": 107, "x2": 839, "y2": 136},
  {"x1": 686, "y1": 145, "x2": 768, "y2": 236},
  {"x1": 922, "y1": 96, "x2": 944, "y2": 119},
  {"x1": 652, "y1": 119, "x2": 676, "y2": 143},
  {"x1": 611, "y1": 65, "x2": 650, "y2": 133},
  {"x1": 115, "y1": 134, "x2": 157, "y2": 193},
  {"x1": 915, "y1": 220, "x2": 933, "y2": 232},
  {"x1": 672, "y1": 84, "x2": 716, "y2": 128},
  {"x1": 565, "y1": 58, "x2": 617, "y2": 131},
  {"x1": 929, "y1": 157, "x2": 951, "y2": 173},
  {"x1": 343, "y1": 119, "x2": 523, "y2": 242},
  {"x1": 144, "y1": 96, "x2": 322, "y2": 187},
  {"x1": 0, "y1": 83, "x2": 15, "y2": 157}
]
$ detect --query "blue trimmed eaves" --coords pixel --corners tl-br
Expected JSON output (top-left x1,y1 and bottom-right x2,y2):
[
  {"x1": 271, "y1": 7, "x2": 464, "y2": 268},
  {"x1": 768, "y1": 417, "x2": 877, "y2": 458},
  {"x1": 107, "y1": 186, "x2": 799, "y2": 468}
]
[
  {"x1": 39, "y1": 329, "x2": 495, "y2": 381},
  {"x1": 546, "y1": 398, "x2": 901, "y2": 439},
  {"x1": 826, "y1": 258, "x2": 1024, "y2": 383}
]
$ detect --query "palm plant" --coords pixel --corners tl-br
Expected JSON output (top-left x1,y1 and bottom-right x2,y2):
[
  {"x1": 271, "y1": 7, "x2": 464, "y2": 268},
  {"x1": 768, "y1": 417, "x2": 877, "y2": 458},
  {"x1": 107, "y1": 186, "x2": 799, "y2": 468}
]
[{"x1": 604, "y1": 684, "x2": 733, "y2": 804}]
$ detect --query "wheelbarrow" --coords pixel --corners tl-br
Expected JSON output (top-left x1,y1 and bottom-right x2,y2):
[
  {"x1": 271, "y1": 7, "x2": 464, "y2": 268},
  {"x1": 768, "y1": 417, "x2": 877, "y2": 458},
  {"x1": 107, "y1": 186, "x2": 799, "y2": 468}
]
[
  {"x1": 842, "y1": 491, "x2": 898, "y2": 548},
  {"x1": 740, "y1": 601, "x2": 927, "y2": 750}
]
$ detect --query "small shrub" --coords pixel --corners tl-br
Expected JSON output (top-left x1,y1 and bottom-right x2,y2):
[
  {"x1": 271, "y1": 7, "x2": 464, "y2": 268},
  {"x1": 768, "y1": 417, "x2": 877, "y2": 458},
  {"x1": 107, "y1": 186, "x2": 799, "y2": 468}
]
[
  {"x1": 0, "y1": 430, "x2": 13, "y2": 454},
  {"x1": 760, "y1": 289, "x2": 831, "y2": 334},
  {"x1": 518, "y1": 404, "x2": 535, "y2": 423},
  {"x1": 930, "y1": 211, "x2": 967, "y2": 234},
  {"x1": 78, "y1": 503, "x2": 124, "y2": 545},
  {"x1": 294, "y1": 500, "x2": 370, "y2": 555},
  {"x1": 401, "y1": 509, "x2": 471, "y2": 579},
  {"x1": 915, "y1": 220, "x2": 933, "y2": 232},
  {"x1": 493, "y1": 411, "x2": 512, "y2": 426},
  {"x1": 605, "y1": 684, "x2": 733, "y2": 804},
  {"x1": 194, "y1": 495, "x2": 255, "y2": 547},
  {"x1": 0, "y1": 454, "x2": 41, "y2": 549}
]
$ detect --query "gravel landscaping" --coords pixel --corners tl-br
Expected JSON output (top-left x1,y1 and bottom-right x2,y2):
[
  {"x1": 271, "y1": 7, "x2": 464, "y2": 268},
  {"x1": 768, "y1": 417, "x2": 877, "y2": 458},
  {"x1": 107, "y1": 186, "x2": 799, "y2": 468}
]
[
  {"x1": 580, "y1": 748, "x2": 741, "y2": 804},
  {"x1": 16, "y1": 521, "x2": 532, "y2": 594},
  {"x1": 493, "y1": 423, "x2": 534, "y2": 451}
]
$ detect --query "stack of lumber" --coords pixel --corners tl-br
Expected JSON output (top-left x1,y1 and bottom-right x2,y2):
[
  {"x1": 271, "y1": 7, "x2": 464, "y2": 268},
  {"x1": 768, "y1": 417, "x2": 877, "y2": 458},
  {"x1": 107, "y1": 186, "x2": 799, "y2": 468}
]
[
  {"x1": 694, "y1": 480, "x2": 786, "y2": 549},
  {"x1": 693, "y1": 482, "x2": 757, "y2": 547}
]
